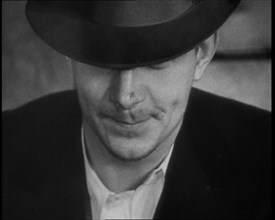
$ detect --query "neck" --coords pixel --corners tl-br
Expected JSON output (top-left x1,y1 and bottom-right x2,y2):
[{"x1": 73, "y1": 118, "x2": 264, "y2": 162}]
[{"x1": 83, "y1": 120, "x2": 181, "y2": 193}]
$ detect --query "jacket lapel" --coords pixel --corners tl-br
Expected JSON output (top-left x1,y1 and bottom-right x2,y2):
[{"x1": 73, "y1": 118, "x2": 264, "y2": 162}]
[
  {"x1": 35, "y1": 98, "x2": 93, "y2": 220},
  {"x1": 153, "y1": 89, "x2": 246, "y2": 219},
  {"x1": 56, "y1": 124, "x2": 92, "y2": 220},
  {"x1": 54, "y1": 108, "x2": 93, "y2": 220},
  {"x1": 153, "y1": 125, "x2": 211, "y2": 219}
]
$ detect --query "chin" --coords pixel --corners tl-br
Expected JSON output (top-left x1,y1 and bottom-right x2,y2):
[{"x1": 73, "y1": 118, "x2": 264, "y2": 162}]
[{"x1": 103, "y1": 137, "x2": 158, "y2": 161}]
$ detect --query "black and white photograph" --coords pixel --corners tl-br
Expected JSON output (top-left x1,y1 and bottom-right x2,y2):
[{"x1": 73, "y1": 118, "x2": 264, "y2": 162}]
[{"x1": 2, "y1": 1, "x2": 271, "y2": 219}]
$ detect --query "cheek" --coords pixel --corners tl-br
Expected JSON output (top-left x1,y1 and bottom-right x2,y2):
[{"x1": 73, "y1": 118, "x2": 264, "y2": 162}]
[
  {"x1": 74, "y1": 63, "x2": 111, "y2": 95},
  {"x1": 148, "y1": 81, "x2": 191, "y2": 125},
  {"x1": 155, "y1": 69, "x2": 195, "y2": 118},
  {"x1": 76, "y1": 73, "x2": 102, "y2": 96},
  {"x1": 172, "y1": 99, "x2": 180, "y2": 108},
  {"x1": 75, "y1": 78, "x2": 96, "y2": 108},
  {"x1": 160, "y1": 74, "x2": 194, "y2": 106},
  {"x1": 169, "y1": 92, "x2": 189, "y2": 115},
  {"x1": 74, "y1": 74, "x2": 108, "y2": 118}
]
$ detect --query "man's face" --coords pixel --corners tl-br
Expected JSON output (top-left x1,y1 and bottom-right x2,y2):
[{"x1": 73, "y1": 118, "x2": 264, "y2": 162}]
[{"x1": 72, "y1": 50, "x2": 198, "y2": 161}]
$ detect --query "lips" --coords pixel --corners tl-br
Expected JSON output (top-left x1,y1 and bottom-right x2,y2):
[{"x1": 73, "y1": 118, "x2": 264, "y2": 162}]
[
  {"x1": 100, "y1": 109, "x2": 151, "y2": 123},
  {"x1": 105, "y1": 117, "x2": 150, "y2": 137},
  {"x1": 110, "y1": 117, "x2": 148, "y2": 126},
  {"x1": 99, "y1": 111, "x2": 151, "y2": 130}
]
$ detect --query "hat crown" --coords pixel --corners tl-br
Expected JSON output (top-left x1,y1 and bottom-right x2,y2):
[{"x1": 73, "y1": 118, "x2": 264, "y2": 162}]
[
  {"x1": 80, "y1": 0, "x2": 196, "y2": 27},
  {"x1": 26, "y1": 0, "x2": 241, "y2": 69}
]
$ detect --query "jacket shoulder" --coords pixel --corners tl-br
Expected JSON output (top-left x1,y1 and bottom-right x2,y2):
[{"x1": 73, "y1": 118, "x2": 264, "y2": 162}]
[
  {"x1": 188, "y1": 88, "x2": 271, "y2": 120},
  {"x1": 185, "y1": 88, "x2": 271, "y2": 184},
  {"x1": 187, "y1": 88, "x2": 271, "y2": 143},
  {"x1": 187, "y1": 88, "x2": 271, "y2": 153},
  {"x1": 3, "y1": 91, "x2": 85, "y2": 219},
  {"x1": 183, "y1": 89, "x2": 271, "y2": 218},
  {"x1": 3, "y1": 90, "x2": 81, "y2": 137},
  {"x1": 3, "y1": 89, "x2": 81, "y2": 147},
  {"x1": 3, "y1": 90, "x2": 79, "y2": 122},
  {"x1": 2, "y1": 90, "x2": 82, "y2": 190}
]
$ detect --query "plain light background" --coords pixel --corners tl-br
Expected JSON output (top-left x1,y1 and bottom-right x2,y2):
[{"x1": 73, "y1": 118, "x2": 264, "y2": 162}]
[{"x1": 2, "y1": 0, "x2": 271, "y2": 111}]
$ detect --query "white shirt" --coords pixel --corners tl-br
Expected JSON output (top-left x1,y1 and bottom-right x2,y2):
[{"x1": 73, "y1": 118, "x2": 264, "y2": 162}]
[{"x1": 81, "y1": 126, "x2": 174, "y2": 219}]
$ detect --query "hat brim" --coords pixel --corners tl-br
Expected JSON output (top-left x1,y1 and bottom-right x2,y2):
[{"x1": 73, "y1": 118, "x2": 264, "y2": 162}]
[{"x1": 26, "y1": 0, "x2": 241, "y2": 69}]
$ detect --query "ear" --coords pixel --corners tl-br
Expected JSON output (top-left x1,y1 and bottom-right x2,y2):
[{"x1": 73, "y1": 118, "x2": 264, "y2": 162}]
[{"x1": 194, "y1": 32, "x2": 219, "y2": 81}]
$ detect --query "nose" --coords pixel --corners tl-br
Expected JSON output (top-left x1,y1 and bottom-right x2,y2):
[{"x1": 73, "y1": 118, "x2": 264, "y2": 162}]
[{"x1": 109, "y1": 69, "x2": 145, "y2": 110}]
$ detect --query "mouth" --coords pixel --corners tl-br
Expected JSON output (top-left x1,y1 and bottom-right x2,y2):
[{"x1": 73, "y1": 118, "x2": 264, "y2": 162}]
[
  {"x1": 100, "y1": 113, "x2": 151, "y2": 132},
  {"x1": 111, "y1": 118, "x2": 148, "y2": 126},
  {"x1": 104, "y1": 117, "x2": 150, "y2": 138}
]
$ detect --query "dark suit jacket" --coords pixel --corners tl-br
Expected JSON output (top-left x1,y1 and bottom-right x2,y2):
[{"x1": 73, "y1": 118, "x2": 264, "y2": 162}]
[{"x1": 3, "y1": 88, "x2": 271, "y2": 220}]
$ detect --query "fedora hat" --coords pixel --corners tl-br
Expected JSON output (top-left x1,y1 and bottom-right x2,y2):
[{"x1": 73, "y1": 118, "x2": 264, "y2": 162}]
[{"x1": 26, "y1": 0, "x2": 241, "y2": 69}]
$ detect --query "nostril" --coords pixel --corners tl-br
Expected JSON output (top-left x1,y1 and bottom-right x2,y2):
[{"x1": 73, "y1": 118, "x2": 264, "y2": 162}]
[
  {"x1": 109, "y1": 69, "x2": 145, "y2": 110},
  {"x1": 109, "y1": 89, "x2": 145, "y2": 110},
  {"x1": 111, "y1": 91, "x2": 138, "y2": 110}
]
